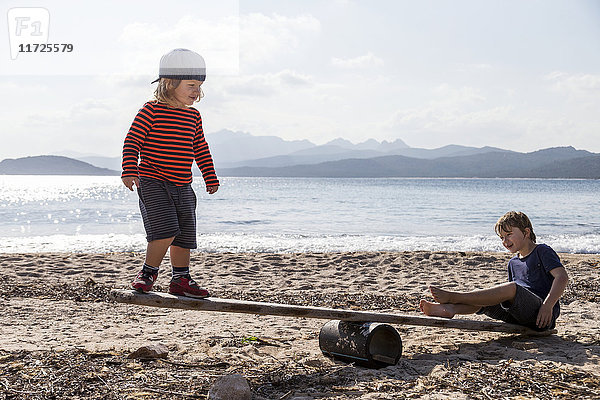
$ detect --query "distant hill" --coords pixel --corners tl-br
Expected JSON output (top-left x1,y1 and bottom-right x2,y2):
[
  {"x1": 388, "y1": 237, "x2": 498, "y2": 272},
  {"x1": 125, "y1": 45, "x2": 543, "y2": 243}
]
[
  {"x1": 525, "y1": 155, "x2": 600, "y2": 178},
  {"x1": 222, "y1": 144, "x2": 513, "y2": 168},
  {"x1": 218, "y1": 147, "x2": 600, "y2": 179},
  {"x1": 0, "y1": 156, "x2": 119, "y2": 175},
  {"x1": 206, "y1": 129, "x2": 314, "y2": 164}
]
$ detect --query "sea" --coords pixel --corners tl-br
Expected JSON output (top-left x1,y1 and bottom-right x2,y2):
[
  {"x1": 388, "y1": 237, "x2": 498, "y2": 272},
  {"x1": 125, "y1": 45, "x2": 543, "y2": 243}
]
[{"x1": 0, "y1": 175, "x2": 598, "y2": 254}]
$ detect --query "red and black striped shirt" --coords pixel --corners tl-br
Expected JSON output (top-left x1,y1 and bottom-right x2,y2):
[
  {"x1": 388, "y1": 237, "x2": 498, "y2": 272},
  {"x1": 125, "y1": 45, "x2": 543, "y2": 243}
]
[{"x1": 121, "y1": 102, "x2": 219, "y2": 186}]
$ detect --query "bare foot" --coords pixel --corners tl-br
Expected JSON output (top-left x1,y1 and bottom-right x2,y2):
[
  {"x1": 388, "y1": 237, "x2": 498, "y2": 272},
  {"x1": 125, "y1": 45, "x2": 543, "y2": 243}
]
[
  {"x1": 429, "y1": 285, "x2": 454, "y2": 304},
  {"x1": 419, "y1": 299, "x2": 455, "y2": 318}
]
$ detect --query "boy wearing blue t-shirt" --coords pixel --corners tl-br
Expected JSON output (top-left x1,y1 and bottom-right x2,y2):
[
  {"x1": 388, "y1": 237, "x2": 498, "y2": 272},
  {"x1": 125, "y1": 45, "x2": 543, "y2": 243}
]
[{"x1": 420, "y1": 211, "x2": 569, "y2": 331}]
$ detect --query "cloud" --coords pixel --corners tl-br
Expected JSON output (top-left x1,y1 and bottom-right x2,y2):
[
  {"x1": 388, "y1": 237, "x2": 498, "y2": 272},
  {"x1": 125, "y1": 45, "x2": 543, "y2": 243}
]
[
  {"x1": 277, "y1": 70, "x2": 313, "y2": 86},
  {"x1": 9, "y1": 97, "x2": 129, "y2": 157},
  {"x1": 116, "y1": 12, "x2": 321, "y2": 73},
  {"x1": 386, "y1": 104, "x2": 514, "y2": 133},
  {"x1": 68, "y1": 99, "x2": 115, "y2": 125},
  {"x1": 431, "y1": 84, "x2": 487, "y2": 107},
  {"x1": 219, "y1": 69, "x2": 313, "y2": 97},
  {"x1": 331, "y1": 52, "x2": 384, "y2": 69},
  {"x1": 383, "y1": 104, "x2": 537, "y2": 150},
  {"x1": 382, "y1": 80, "x2": 599, "y2": 151},
  {"x1": 455, "y1": 63, "x2": 493, "y2": 72},
  {"x1": 539, "y1": 71, "x2": 600, "y2": 147},
  {"x1": 239, "y1": 13, "x2": 321, "y2": 65},
  {"x1": 118, "y1": 15, "x2": 240, "y2": 75},
  {"x1": 0, "y1": 81, "x2": 50, "y2": 101},
  {"x1": 381, "y1": 83, "x2": 523, "y2": 146},
  {"x1": 544, "y1": 71, "x2": 600, "y2": 98},
  {"x1": 21, "y1": 99, "x2": 117, "y2": 130},
  {"x1": 96, "y1": 74, "x2": 154, "y2": 88},
  {"x1": 383, "y1": 84, "x2": 490, "y2": 134}
]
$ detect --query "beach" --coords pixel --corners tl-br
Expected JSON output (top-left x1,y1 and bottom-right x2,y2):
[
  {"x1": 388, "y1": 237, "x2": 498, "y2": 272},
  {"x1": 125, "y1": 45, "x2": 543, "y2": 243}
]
[{"x1": 1, "y1": 250, "x2": 599, "y2": 399}]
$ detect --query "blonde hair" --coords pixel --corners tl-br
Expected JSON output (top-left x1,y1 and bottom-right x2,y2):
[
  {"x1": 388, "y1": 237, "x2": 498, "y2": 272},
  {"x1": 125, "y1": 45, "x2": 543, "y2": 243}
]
[
  {"x1": 495, "y1": 211, "x2": 537, "y2": 243},
  {"x1": 153, "y1": 78, "x2": 203, "y2": 108}
]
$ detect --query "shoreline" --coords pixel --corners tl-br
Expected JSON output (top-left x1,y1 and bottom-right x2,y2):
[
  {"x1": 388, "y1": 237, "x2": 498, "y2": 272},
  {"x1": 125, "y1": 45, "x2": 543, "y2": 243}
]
[{"x1": 2, "y1": 236, "x2": 599, "y2": 255}]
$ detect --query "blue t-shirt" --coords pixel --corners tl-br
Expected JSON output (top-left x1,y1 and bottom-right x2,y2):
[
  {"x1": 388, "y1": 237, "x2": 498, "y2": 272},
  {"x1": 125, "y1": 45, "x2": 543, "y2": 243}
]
[{"x1": 508, "y1": 243, "x2": 563, "y2": 314}]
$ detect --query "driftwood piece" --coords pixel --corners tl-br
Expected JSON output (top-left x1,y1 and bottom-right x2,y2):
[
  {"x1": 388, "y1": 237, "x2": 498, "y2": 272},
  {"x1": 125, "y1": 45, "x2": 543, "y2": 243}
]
[{"x1": 110, "y1": 289, "x2": 556, "y2": 336}]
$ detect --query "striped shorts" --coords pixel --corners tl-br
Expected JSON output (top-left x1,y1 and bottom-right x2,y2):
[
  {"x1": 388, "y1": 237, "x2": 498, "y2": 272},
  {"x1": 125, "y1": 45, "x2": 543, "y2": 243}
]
[
  {"x1": 137, "y1": 177, "x2": 197, "y2": 249},
  {"x1": 478, "y1": 284, "x2": 559, "y2": 331}
]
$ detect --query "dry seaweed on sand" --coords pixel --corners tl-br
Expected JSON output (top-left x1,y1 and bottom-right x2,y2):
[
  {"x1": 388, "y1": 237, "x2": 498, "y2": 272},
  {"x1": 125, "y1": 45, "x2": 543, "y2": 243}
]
[
  {"x1": 416, "y1": 359, "x2": 600, "y2": 400},
  {"x1": 0, "y1": 276, "x2": 112, "y2": 303},
  {"x1": 2, "y1": 348, "x2": 600, "y2": 400},
  {"x1": 0, "y1": 348, "x2": 223, "y2": 400},
  {"x1": 562, "y1": 278, "x2": 600, "y2": 303}
]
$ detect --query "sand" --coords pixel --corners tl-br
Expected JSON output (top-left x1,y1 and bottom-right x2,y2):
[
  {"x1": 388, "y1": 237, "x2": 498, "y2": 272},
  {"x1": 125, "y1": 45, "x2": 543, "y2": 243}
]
[{"x1": 1, "y1": 251, "x2": 599, "y2": 399}]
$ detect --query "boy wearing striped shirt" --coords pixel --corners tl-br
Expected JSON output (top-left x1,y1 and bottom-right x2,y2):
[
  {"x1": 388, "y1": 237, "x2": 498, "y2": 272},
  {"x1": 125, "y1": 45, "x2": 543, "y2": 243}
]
[{"x1": 121, "y1": 49, "x2": 219, "y2": 298}]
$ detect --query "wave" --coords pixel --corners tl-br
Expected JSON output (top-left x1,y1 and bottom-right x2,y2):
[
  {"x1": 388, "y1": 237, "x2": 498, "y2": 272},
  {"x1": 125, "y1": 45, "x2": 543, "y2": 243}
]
[{"x1": 1, "y1": 233, "x2": 598, "y2": 254}]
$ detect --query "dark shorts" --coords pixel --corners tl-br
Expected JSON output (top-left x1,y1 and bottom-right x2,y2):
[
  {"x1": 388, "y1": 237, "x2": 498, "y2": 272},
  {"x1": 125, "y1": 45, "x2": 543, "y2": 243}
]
[
  {"x1": 137, "y1": 177, "x2": 197, "y2": 249},
  {"x1": 478, "y1": 284, "x2": 559, "y2": 331}
]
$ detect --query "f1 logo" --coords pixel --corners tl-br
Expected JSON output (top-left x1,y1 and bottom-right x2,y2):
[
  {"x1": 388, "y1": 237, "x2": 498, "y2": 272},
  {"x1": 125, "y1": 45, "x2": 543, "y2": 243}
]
[{"x1": 7, "y1": 8, "x2": 50, "y2": 60}]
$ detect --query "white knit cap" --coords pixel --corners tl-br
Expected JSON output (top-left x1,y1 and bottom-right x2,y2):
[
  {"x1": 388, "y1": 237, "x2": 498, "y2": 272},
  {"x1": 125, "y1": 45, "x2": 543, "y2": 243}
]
[{"x1": 151, "y1": 48, "x2": 206, "y2": 83}]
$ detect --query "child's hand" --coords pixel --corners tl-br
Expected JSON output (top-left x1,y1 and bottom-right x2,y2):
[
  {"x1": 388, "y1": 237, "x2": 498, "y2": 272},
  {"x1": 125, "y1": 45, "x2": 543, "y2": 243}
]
[
  {"x1": 536, "y1": 303, "x2": 554, "y2": 329},
  {"x1": 206, "y1": 184, "x2": 219, "y2": 194},
  {"x1": 122, "y1": 176, "x2": 139, "y2": 191}
]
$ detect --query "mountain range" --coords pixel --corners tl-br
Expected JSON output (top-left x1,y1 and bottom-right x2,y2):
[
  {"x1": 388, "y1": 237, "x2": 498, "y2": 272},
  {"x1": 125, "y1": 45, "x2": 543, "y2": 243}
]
[
  {"x1": 219, "y1": 146, "x2": 600, "y2": 179},
  {"x1": 48, "y1": 129, "x2": 513, "y2": 171},
  {"x1": 0, "y1": 130, "x2": 598, "y2": 178}
]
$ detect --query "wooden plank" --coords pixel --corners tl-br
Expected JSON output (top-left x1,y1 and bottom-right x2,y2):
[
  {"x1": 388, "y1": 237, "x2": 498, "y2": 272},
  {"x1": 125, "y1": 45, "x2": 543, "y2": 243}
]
[{"x1": 110, "y1": 289, "x2": 556, "y2": 336}]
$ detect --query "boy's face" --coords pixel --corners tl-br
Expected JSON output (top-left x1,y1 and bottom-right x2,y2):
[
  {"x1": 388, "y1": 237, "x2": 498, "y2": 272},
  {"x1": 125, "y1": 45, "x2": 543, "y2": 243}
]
[
  {"x1": 498, "y1": 226, "x2": 530, "y2": 254},
  {"x1": 173, "y1": 80, "x2": 203, "y2": 106}
]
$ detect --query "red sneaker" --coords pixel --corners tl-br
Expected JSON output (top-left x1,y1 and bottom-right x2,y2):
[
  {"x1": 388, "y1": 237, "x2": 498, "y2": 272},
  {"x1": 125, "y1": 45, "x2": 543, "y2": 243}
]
[
  {"x1": 131, "y1": 270, "x2": 157, "y2": 293},
  {"x1": 169, "y1": 275, "x2": 210, "y2": 298}
]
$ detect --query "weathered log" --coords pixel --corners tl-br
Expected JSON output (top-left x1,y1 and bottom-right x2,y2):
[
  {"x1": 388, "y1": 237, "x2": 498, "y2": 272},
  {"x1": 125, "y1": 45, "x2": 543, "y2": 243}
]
[{"x1": 110, "y1": 289, "x2": 556, "y2": 336}]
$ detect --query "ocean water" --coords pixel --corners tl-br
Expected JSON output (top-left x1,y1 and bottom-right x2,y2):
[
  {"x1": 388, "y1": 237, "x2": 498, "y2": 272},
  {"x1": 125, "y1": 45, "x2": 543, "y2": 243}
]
[{"x1": 0, "y1": 175, "x2": 598, "y2": 254}]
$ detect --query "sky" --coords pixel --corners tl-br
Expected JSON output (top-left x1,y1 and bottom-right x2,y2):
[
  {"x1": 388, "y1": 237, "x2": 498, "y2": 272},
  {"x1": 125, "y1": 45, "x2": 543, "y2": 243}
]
[{"x1": 1, "y1": 0, "x2": 599, "y2": 160}]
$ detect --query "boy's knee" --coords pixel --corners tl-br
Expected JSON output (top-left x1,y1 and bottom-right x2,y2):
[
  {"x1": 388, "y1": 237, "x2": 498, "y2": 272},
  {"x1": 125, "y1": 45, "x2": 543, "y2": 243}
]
[{"x1": 503, "y1": 282, "x2": 518, "y2": 302}]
